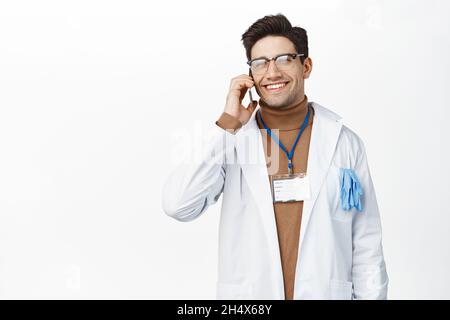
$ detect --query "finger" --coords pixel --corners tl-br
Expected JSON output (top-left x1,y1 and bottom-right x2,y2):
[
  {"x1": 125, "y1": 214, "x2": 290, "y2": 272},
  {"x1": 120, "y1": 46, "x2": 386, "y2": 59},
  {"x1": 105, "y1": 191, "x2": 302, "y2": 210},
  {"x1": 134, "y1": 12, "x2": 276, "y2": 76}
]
[
  {"x1": 231, "y1": 82, "x2": 254, "y2": 92},
  {"x1": 231, "y1": 82, "x2": 254, "y2": 100},
  {"x1": 230, "y1": 79, "x2": 254, "y2": 90}
]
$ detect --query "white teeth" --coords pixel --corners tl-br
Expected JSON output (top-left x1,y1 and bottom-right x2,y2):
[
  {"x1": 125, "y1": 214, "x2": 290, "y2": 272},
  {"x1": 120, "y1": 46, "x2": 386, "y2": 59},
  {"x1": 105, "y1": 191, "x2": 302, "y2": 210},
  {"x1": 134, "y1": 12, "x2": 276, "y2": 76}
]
[{"x1": 266, "y1": 82, "x2": 286, "y2": 89}]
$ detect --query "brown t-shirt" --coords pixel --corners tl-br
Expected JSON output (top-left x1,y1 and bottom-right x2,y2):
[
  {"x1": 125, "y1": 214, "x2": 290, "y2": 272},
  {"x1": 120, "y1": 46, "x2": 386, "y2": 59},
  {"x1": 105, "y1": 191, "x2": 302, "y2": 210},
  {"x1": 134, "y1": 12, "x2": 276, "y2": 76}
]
[{"x1": 215, "y1": 95, "x2": 313, "y2": 300}]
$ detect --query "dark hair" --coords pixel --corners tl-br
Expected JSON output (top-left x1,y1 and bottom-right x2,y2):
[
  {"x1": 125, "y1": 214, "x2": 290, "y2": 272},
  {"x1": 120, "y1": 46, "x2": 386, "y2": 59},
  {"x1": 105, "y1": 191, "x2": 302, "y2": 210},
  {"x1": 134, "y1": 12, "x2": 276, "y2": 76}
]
[{"x1": 241, "y1": 14, "x2": 308, "y2": 64}]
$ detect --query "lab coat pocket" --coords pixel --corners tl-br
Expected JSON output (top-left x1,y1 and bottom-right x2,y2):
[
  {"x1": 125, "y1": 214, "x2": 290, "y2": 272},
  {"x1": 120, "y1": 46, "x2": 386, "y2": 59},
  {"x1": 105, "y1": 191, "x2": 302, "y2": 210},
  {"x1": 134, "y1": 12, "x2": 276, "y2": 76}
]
[
  {"x1": 216, "y1": 282, "x2": 252, "y2": 300},
  {"x1": 329, "y1": 279, "x2": 353, "y2": 300}
]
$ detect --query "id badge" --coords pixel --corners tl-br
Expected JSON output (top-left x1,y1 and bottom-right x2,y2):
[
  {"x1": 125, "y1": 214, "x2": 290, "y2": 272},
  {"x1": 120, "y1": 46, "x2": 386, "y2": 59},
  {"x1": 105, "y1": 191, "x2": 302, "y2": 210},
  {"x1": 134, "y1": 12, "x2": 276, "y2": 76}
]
[{"x1": 271, "y1": 173, "x2": 311, "y2": 203}]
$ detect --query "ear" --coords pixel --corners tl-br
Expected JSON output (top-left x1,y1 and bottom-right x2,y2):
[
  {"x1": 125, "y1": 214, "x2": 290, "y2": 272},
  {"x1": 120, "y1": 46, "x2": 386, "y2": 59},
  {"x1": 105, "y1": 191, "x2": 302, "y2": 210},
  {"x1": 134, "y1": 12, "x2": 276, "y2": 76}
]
[{"x1": 303, "y1": 57, "x2": 313, "y2": 79}]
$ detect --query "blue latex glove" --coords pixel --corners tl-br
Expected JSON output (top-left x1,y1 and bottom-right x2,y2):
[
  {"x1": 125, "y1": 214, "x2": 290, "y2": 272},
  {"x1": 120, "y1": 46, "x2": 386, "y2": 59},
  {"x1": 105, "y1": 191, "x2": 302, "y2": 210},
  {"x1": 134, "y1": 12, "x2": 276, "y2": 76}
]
[{"x1": 339, "y1": 168, "x2": 363, "y2": 212}]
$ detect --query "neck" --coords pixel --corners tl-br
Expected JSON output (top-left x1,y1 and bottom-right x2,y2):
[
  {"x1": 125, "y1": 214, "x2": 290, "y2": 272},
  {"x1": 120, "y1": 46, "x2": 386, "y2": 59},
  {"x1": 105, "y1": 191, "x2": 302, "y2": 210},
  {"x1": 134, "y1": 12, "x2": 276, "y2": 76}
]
[{"x1": 258, "y1": 95, "x2": 309, "y2": 130}]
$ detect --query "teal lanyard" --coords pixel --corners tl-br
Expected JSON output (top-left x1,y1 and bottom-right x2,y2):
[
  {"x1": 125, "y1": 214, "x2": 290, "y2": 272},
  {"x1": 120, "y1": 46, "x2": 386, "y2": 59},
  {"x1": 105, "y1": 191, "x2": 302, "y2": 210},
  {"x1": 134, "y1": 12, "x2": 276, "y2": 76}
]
[{"x1": 258, "y1": 106, "x2": 311, "y2": 175}]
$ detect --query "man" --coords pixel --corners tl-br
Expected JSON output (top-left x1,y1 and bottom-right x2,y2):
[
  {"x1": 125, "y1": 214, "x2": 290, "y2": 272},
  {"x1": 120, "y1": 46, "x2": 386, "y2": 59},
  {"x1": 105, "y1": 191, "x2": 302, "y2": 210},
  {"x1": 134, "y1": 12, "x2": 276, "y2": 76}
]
[{"x1": 162, "y1": 14, "x2": 388, "y2": 300}]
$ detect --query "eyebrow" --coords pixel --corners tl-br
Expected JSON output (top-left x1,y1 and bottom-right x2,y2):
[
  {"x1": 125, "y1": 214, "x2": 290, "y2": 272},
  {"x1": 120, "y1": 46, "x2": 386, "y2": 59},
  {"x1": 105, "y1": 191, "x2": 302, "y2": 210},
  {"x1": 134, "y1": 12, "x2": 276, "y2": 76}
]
[{"x1": 251, "y1": 52, "x2": 293, "y2": 60}]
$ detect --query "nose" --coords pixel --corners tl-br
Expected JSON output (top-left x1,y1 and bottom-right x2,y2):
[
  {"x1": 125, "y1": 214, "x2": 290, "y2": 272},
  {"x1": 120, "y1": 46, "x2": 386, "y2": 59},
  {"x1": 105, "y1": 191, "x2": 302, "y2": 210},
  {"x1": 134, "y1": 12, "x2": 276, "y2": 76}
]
[{"x1": 265, "y1": 60, "x2": 282, "y2": 79}]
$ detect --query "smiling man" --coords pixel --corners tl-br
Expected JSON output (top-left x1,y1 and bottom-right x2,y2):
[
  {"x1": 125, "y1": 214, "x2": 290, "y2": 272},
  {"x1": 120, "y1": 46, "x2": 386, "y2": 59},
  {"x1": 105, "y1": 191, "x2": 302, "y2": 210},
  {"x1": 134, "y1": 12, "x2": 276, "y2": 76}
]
[{"x1": 162, "y1": 14, "x2": 388, "y2": 300}]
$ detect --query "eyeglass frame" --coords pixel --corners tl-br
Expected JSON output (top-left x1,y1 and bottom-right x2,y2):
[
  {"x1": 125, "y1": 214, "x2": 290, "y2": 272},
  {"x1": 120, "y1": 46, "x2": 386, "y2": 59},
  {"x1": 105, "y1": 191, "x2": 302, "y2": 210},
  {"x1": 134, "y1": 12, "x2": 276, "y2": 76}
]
[{"x1": 246, "y1": 53, "x2": 305, "y2": 74}]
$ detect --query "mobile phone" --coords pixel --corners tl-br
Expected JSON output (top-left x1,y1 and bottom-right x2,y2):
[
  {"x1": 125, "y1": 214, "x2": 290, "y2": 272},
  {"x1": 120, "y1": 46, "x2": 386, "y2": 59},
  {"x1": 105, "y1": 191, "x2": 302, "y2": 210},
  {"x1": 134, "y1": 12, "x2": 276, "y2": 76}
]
[
  {"x1": 248, "y1": 86, "x2": 254, "y2": 102},
  {"x1": 248, "y1": 69, "x2": 254, "y2": 102}
]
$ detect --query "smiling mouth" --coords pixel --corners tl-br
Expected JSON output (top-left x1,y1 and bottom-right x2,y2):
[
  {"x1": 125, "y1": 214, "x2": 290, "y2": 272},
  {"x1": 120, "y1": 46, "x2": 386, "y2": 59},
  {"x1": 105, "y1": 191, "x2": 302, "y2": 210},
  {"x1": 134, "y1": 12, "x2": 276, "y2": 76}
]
[{"x1": 264, "y1": 81, "x2": 289, "y2": 93}]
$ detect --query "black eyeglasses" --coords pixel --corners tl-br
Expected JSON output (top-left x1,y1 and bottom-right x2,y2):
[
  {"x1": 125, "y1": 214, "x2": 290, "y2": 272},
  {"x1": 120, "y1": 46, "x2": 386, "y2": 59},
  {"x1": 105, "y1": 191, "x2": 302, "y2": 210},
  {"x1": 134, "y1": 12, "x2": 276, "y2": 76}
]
[{"x1": 247, "y1": 53, "x2": 304, "y2": 74}]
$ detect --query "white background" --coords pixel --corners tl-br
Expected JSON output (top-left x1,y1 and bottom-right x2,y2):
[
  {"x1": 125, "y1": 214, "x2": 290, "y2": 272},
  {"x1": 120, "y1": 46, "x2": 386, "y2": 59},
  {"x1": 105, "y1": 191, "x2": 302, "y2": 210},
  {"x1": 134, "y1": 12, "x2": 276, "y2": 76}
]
[{"x1": 0, "y1": 0, "x2": 449, "y2": 299}]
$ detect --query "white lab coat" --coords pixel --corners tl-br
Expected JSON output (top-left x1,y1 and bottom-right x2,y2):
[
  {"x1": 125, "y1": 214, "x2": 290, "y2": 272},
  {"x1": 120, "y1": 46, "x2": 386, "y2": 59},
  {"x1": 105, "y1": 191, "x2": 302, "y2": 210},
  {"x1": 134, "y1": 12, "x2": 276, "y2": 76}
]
[{"x1": 162, "y1": 102, "x2": 388, "y2": 300}]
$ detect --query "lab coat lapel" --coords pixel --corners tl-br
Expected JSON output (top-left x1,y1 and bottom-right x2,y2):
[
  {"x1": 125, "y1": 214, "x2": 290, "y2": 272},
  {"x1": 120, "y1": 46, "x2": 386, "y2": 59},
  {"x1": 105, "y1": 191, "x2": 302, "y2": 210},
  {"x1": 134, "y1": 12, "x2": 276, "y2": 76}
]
[
  {"x1": 235, "y1": 109, "x2": 284, "y2": 296},
  {"x1": 298, "y1": 102, "x2": 343, "y2": 252}
]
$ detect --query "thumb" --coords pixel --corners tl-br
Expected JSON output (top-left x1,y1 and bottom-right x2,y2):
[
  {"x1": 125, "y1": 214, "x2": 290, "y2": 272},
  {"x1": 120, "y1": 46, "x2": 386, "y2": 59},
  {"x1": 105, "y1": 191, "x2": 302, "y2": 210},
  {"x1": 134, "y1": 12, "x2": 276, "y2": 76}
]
[{"x1": 247, "y1": 100, "x2": 258, "y2": 113}]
